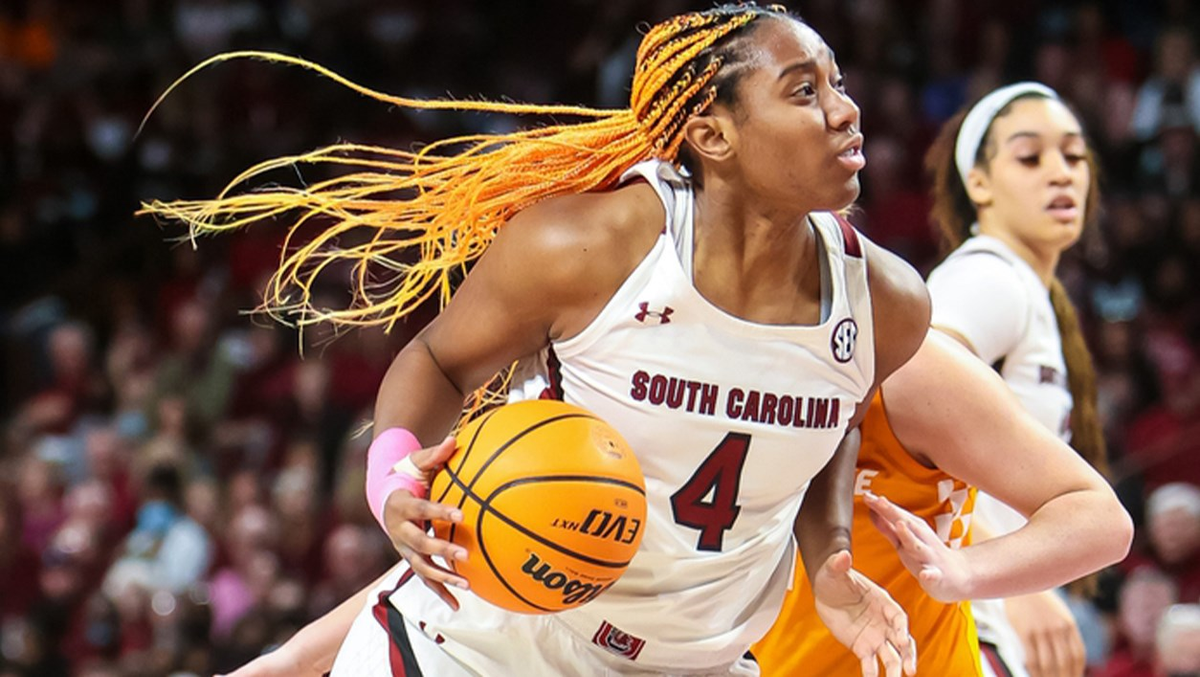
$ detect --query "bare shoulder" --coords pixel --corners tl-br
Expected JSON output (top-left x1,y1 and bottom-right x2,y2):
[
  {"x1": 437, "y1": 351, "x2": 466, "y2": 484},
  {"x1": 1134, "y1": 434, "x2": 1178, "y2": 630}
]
[
  {"x1": 501, "y1": 181, "x2": 662, "y2": 257},
  {"x1": 863, "y1": 235, "x2": 931, "y2": 383},
  {"x1": 485, "y1": 180, "x2": 666, "y2": 337}
]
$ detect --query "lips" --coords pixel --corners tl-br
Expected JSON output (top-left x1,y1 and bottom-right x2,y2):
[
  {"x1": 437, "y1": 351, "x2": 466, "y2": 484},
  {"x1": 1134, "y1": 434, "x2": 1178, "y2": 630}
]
[
  {"x1": 1046, "y1": 195, "x2": 1080, "y2": 223},
  {"x1": 836, "y1": 135, "x2": 865, "y2": 172}
]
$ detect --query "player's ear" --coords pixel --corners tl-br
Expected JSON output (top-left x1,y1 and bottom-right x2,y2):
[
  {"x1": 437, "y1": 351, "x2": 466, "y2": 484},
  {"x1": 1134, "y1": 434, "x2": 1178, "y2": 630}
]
[
  {"x1": 964, "y1": 167, "x2": 993, "y2": 208},
  {"x1": 682, "y1": 107, "x2": 736, "y2": 163}
]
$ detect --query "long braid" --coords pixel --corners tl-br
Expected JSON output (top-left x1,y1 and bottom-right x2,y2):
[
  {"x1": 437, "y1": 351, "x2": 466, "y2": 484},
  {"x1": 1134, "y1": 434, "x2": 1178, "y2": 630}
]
[
  {"x1": 139, "y1": 6, "x2": 786, "y2": 333},
  {"x1": 1049, "y1": 279, "x2": 1107, "y2": 476}
]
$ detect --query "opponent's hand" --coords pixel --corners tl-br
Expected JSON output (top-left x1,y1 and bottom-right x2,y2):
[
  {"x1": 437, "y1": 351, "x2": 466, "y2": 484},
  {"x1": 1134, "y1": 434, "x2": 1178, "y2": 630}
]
[
  {"x1": 813, "y1": 549, "x2": 917, "y2": 677},
  {"x1": 216, "y1": 644, "x2": 318, "y2": 677},
  {"x1": 1006, "y1": 590, "x2": 1085, "y2": 677},
  {"x1": 381, "y1": 436, "x2": 470, "y2": 610},
  {"x1": 865, "y1": 492, "x2": 971, "y2": 602}
]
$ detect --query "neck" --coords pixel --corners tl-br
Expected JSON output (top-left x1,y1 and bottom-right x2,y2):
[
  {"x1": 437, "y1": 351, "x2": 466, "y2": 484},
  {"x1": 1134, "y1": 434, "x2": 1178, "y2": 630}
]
[
  {"x1": 691, "y1": 178, "x2": 818, "y2": 288},
  {"x1": 976, "y1": 221, "x2": 1060, "y2": 286}
]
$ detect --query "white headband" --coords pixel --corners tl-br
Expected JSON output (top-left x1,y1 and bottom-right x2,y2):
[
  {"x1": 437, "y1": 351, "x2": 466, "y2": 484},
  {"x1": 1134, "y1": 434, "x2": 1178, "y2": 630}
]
[{"x1": 954, "y1": 82, "x2": 1059, "y2": 187}]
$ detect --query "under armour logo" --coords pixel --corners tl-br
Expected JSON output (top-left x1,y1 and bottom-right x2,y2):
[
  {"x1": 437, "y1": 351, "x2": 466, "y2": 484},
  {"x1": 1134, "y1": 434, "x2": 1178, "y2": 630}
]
[
  {"x1": 635, "y1": 302, "x2": 673, "y2": 324},
  {"x1": 831, "y1": 318, "x2": 857, "y2": 363}
]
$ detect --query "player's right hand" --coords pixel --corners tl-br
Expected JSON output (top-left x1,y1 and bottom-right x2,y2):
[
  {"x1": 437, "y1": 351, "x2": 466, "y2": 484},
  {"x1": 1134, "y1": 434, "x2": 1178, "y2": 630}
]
[
  {"x1": 812, "y1": 550, "x2": 918, "y2": 677},
  {"x1": 381, "y1": 436, "x2": 470, "y2": 610}
]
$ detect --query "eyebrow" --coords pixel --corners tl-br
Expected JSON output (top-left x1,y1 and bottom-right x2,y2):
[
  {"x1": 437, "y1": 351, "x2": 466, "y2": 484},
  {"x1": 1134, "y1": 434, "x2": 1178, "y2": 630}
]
[
  {"x1": 778, "y1": 60, "x2": 817, "y2": 80},
  {"x1": 776, "y1": 48, "x2": 838, "y2": 81},
  {"x1": 1005, "y1": 131, "x2": 1085, "y2": 144}
]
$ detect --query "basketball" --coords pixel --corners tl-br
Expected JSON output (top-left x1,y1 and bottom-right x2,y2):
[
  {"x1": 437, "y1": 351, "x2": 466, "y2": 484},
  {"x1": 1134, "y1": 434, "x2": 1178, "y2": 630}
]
[{"x1": 429, "y1": 399, "x2": 646, "y2": 614}]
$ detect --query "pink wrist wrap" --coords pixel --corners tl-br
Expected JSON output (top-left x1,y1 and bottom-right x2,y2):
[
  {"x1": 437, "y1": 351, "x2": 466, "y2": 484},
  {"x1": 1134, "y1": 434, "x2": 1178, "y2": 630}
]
[{"x1": 366, "y1": 427, "x2": 425, "y2": 532}]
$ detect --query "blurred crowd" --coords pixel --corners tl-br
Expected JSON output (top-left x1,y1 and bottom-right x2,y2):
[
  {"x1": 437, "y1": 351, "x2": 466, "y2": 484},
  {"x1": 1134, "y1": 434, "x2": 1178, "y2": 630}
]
[{"x1": 0, "y1": 0, "x2": 1198, "y2": 675}]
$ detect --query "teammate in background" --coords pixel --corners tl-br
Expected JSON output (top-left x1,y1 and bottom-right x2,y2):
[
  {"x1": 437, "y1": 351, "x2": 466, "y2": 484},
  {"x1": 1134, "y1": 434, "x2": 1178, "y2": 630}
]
[
  {"x1": 752, "y1": 332, "x2": 1132, "y2": 675},
  {"x1": 147, "y1": 5, "x2": 928, "y2": 676},
  {"x1": 923, "y1": 82, "x2": 1110, "y2": 677}
]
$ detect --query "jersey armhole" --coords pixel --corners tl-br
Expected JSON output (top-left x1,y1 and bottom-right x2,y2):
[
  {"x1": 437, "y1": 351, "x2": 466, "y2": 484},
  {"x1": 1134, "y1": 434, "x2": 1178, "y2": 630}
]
[{"x1": 833, "y1": 213, "x2": 863, "y2": 258}]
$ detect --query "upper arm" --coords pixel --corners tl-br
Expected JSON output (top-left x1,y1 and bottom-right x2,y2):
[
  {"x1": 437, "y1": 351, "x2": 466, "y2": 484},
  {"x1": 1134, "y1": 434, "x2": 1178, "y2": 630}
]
[
  {"x1": 866, "y1": 238, "x2": 931, "y2": 384},
  {"x1": 416, "y1": 196, "x2": 637, "y2": 396},
  {"x1": 847, "y1": 237, "x2": 930, "y2": 428},
  {"x1": 882, "y1": 333, "x2": 1111, "y2": 517},
  {"x1": 926, "y1": 253, "x2": 1027, "y2": 364}
]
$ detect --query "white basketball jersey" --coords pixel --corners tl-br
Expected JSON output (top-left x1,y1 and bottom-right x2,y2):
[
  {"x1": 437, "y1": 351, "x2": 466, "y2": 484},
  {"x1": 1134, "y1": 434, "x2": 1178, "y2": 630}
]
[
  {"x1": 927, "y1": 235, "x2": 1072, "y2": 446},
  {"x1": 508, "y1": 160, "x2": 876, "y2": 671},
  {"x1": 926, "y1": 234, "x2": 1072, "y2": 664}
]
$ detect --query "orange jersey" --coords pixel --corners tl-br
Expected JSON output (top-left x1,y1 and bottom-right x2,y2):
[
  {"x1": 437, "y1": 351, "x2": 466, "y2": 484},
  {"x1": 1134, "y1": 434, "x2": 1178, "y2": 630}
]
[{"x1": 751, "y1": 392, "x2": 982, "y2": 676}]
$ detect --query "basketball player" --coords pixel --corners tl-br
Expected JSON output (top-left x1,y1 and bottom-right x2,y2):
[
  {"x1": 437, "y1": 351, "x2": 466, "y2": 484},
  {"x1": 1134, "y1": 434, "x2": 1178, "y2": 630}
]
[
  {"x1": 148, "y1": 5, "x2": 927, "y2": 676},
  {"x1": 751, "y1": 331, "x2": 1133, "y2": 675},
  {"x1": 925, "y1": 83, "x2": 1108, "y2": 677}
]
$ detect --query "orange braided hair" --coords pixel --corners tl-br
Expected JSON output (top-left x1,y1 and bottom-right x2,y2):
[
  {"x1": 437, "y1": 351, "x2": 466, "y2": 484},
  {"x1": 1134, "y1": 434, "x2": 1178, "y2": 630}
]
[{"x1": 138, "y1": 4, "x2": 792, "y2": 332}]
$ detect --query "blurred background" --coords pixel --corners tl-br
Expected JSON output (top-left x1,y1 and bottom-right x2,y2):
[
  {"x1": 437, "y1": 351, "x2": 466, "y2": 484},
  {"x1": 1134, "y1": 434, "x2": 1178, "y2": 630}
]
[{"x1": 0, "y1": 0, "x2": 1197, "y2": 675}]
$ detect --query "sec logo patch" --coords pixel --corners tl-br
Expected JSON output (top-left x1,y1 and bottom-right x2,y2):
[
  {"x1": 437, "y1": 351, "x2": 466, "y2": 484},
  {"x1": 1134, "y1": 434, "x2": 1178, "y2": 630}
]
[{"x1": 831, "y1": 318, "x2": 857, "y2": 363}]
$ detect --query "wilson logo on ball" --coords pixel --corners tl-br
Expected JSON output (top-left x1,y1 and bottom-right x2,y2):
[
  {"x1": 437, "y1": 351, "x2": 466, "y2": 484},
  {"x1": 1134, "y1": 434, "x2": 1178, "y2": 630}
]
[
  {"x1": 520, "y1": 552, "x2": 612, "y2": 606},
  {"x1": 551, "y1": 509, "x2": 643, "y2": 544}
]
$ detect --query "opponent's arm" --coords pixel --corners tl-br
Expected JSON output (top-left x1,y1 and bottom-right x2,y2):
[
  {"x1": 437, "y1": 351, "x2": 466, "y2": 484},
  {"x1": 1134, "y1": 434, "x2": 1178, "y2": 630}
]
[
  {"x1": 966, "y1": 512, "x2": 1086, "y2": 677},
  {"x1": 869, "y1": 488, "x2": 1089, "y2": 677},
  {"x1": 868, "y1": 332, "x2": 1133, "y2": 602}
]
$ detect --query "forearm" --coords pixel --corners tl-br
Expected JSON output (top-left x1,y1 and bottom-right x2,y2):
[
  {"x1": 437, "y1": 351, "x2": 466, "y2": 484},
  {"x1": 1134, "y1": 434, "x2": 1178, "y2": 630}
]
[
  {"x1": 796, "y1": 427, "x2": 859, "y2": 582},
  {"x1": 958, "y1": 488, "x2": 1132, "y2": 600},
  {"x1": 374, "y1": 337, "x2": 470, "y2": 445},
  {"x1": 289, "y1": 566, "x2": 398, "y2": 673}
]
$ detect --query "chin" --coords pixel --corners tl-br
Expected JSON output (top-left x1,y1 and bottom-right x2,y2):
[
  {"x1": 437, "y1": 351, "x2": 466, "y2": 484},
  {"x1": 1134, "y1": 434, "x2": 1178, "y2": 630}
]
[
  {"x1": 826, "y1": 180, "x2": 861, "y2": 212},
  {"x1": 1058, "y1": 224, "x2": 1085, "y2": 248}
]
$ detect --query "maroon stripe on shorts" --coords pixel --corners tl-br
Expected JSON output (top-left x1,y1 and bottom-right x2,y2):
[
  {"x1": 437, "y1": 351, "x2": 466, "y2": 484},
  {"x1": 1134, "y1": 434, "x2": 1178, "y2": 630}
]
[
  {"x1": 979, "y1": 642, "x2": 1015, "y2": 677},
  {"x1": 370, "y1": 569, "x2": 423, "y2": 677}
]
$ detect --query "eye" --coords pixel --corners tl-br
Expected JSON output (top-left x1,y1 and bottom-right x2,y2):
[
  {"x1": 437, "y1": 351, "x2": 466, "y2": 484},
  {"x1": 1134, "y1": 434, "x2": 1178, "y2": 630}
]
[
  {"x1": 832, "y1": 76, "x2": 847, "y2": 92},
  {"x1": 1017, "y1": 155, "x2": 1040, "y2": 167},
  {"x1": 1064, "y1": 153, "x2": 1087, "y2": 165},
  {"x1": 792, "y1": 82, "x2": 817, "y2": 98}
]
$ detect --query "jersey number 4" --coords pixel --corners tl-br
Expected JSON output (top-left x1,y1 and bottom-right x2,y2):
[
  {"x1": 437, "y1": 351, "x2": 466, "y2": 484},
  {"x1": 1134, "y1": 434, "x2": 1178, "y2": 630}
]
[{"x1": 670, "y1": 432, "x2": 750, "y2": 552}]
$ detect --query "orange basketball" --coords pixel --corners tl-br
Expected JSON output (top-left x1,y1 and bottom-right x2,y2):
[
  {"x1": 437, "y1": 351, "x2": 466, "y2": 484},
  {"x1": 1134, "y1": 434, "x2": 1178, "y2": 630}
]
[{"x1": 430, "y1": 399, "x2": 646, "y2": 614}]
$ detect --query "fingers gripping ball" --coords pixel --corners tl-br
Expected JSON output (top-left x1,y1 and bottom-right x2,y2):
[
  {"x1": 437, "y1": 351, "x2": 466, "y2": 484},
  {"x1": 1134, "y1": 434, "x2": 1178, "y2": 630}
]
[{"x1": 430, "y1": 400, "x2": 647, "y2": 614}]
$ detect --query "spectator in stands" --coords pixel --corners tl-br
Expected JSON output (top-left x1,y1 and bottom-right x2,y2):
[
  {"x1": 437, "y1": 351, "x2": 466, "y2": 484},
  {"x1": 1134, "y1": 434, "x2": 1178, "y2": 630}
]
[
  {"x1": 1141, "y1": 484, "x2": 1200, "y2": 601},
  {"x1": 1097, "y1": 567, "x2": 1179, "y2": 677},
  {"x1": 102, "y1": 463, "x2": 212, "y2": 597},
  {"x1": 1155, "y1": 603, "x2": 1200, "y2": 676},
  {"x1": 1130, "y1": 28, "x2": 1200, "y2": 141}
]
